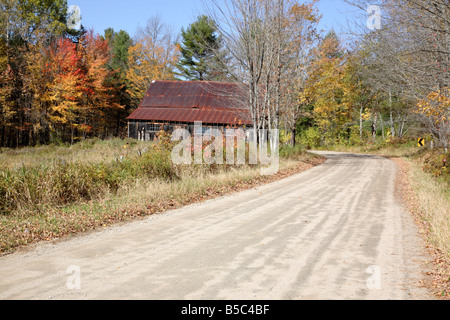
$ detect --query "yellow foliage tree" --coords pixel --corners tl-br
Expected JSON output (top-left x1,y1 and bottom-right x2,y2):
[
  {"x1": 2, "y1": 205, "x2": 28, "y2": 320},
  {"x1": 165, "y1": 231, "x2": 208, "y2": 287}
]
[
  {"x1": 416, "y1": 87, "x2": 450, "y2": 144},
  {"x1": 304, "y1": 31, "x2": 351, "y2": 143},
  {"x1": 80, "y1": 30, "x2": 125, "y2": 138},
  {"x1": 416, "y1": 87, "x2": 449, "y2": 126},
  {"x1": 126, "y1": 35, "x2": 180, "y2": 107}
]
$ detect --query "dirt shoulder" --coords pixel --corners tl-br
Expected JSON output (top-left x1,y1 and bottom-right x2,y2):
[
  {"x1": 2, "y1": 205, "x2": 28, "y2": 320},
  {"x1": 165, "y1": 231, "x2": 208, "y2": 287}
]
[{"x1": 393, "y1": 157, "x2": 450, "y2": 300}]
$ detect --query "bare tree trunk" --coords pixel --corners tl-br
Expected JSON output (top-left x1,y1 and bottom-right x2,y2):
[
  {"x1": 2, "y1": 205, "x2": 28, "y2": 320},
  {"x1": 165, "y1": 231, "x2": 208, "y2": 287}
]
[
  {"x1": 379, "y1": 113, "x2": 385, "y2": 140},
  {"x1": 397, "y1": 115, "x2": 407, "y2": 138},
  {"x1": 291, "y1": 127, "x2": 296, "y2": 146},
  {"x1": 372, "y1": 113, "x2": 378, "y2": 141},
  {"x1": 0, "y1": 125, "x2": 4, "y2": 147},
  {"x1": 359, "y1": 106, "x2": 364, "y2": 141},
  {"x1": 70, "y1": 123, "x2": 74, "y2": 145},
  {"x1": 389, "y1": 90, "x2": 396, "y2": 138}
]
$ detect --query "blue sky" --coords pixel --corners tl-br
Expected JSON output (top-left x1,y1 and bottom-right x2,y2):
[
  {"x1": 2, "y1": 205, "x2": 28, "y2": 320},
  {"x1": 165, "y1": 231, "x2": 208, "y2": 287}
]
[{"x1": 67, "y1": 0, "x2": 361, "y2": 38}]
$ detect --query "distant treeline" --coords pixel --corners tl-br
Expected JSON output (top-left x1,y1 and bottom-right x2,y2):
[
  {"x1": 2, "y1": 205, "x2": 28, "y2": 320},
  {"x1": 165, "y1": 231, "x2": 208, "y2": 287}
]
[
  {"x1": 0, "y1": 0, "x2": 181, "y2": 147},
  {"x1": 1, "y1": 0, "x2": 448, "y2": 149}
]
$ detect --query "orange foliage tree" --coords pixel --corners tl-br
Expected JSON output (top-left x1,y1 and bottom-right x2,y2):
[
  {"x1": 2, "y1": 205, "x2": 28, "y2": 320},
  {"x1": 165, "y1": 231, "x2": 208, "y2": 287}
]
[
  {"x1": 45, "y1": 38, "x2": 84, "y2": 143},
  {"x1": 79, "y1": 30, "x2": 125, "y2": 139},
  {"x1": 22, "y1": 30, "x2": 125, "y2": 144},
  {"x1": 126, "y1": 32, "x2": 180, "y2": 108}
]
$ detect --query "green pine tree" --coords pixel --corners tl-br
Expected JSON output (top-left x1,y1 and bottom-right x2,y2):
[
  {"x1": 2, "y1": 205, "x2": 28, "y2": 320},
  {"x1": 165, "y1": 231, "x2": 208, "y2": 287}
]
[
  {"x1": 103, "y1": 28, "x2": 133, "y2": 74},
  {"x1": 103, "y1": 28, "x2": 134, "y2": 135},
  {"x1": 176, "y1": 15, "x2": 229, "y2": 81}
]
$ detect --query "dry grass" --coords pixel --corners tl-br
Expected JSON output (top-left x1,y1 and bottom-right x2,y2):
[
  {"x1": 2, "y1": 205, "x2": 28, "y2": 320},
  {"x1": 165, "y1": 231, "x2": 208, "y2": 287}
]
[
  {"x1": 0, "y1": 140, "x2": 324, "y2": 254},
  {"x1": 0, "y1": 138, "x2": 151, "y2": 170},
  {"x1": 405, "y1": 158, "x2": 450, "y2": 258},
  {"x1": 395, "y1": 157, "x2": 450, "y2": 299},
  {"x1": 324, "y1": 141, "x2": 419, "y2": 158}
]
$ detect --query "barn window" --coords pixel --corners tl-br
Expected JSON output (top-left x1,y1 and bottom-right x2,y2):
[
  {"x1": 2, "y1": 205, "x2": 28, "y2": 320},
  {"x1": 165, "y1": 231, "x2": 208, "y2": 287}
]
[{"x1": 147, "y1": 124, "x2": 161, "y2": 132}]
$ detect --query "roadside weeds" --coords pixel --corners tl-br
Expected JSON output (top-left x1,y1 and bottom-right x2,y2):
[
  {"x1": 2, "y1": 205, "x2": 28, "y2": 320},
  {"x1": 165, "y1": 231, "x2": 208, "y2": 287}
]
[
  {"x1": 0, "y1": 153, "x2": 325, "y2": 255},
  {"x1": 393, "y1": 157, "x2": 450, "y2": 300}
]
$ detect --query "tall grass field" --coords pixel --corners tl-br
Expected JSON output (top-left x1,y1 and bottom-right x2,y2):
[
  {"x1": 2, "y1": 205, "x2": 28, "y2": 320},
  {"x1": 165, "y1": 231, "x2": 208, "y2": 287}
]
[{"x1": 0, "y1": 137, "x2": 323, "y2": 254}]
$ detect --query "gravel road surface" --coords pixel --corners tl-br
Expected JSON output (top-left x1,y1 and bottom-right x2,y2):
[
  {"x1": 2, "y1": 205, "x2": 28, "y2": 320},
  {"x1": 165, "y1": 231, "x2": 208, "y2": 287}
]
[{"x1": 0, "y1": 151, "x2": 434, "y2": 300}]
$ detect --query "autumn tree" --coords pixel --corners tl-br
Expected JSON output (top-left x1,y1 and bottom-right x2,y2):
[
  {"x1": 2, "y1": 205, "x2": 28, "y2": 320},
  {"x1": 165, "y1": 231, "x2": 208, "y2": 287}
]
[
  {"x1": 0, "y1": 0, "x2": 70, "y2": 146},
  {"x1": 279, "y1": 0, "x2": 321, "y2": 146},
  {"x1": 79, "y1": 30, "x2": 124, "y2": 139},
  {"x1": 339, "y1": 48, "x2": 380, "y2": 143},
  {"x1": 0, "y1": 35, "x2": 14, "y2": 146},
  {"x1": 346, "y1": 0, "x2": 450, "y2": 147},
  {"x1": 22, "y1": 30, "x2": 123, "y2": 144},
  {"x1": 416, "y1": 87, "x2": 450, "y2": 146},
  {"x1": 45, "y1": 38, "x2": 83, "y2": 144},
  {"x1": 126, "y1": 15, "x2": 180, "y2": 108},
  {"x1": 0, "y1": 0, "x2": 135, "y2": 146},
  {"x1": 303, "y1": 31, "x2": 351, "y2": 145}
]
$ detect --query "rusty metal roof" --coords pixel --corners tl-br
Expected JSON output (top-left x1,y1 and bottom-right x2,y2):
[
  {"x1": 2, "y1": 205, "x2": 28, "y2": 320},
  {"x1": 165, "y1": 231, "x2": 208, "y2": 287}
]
[{"x1": 127, "y1": 80, "x2": 252, "y2": 125}]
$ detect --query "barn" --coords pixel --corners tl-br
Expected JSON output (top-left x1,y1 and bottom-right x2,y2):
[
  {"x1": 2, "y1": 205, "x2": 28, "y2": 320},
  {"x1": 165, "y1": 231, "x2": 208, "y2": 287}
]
[{"x1": 127, "y1": 80, "x2": 252, "y2": 141}]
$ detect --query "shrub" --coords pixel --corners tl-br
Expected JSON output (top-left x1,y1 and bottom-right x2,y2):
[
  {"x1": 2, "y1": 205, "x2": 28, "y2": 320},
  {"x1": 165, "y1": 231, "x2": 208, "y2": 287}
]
[
  {"x1": 0, "y1": 148, "x2": 180, "y2": 215},
  {"x1": 299, "y1": 127, "x2": 322, "y2": 149},
  {"x1": 422, "y1": 150, "x2": 449, "y2": 181},
  {"x1": 279, "y1": 145, "x2": 305, "y2": 159}
]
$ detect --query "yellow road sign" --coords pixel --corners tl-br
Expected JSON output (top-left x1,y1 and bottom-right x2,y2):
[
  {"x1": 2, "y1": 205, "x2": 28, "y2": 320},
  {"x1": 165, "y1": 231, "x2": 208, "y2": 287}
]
[{"x1": 418, "y1": 138, "x2": 425, "y2": 147}]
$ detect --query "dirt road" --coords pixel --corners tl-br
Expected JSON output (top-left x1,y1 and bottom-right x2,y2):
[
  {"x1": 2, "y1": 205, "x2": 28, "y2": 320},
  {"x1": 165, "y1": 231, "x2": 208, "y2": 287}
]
[{"x1": 0, "y1": 151, "x2": 434, "y2": 300}]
